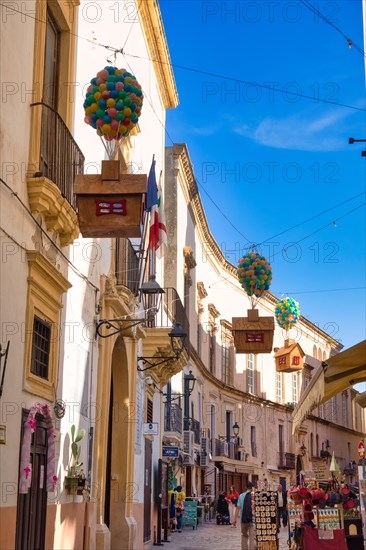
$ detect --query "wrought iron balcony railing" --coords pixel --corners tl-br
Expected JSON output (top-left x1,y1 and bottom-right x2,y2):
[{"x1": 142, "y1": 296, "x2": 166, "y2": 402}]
[
  {"x1": 278, "y1": 452, "x2": 296, "y2": 469},
  {"x1": 115, "y1": 239, "x2": 140, "y2": 295},
  {"x1": 31, "y1": 102, "x2": 84, "y2": 208},
  {"x1": 164, "y1": 403, "x2": 183, "y2": 434}
]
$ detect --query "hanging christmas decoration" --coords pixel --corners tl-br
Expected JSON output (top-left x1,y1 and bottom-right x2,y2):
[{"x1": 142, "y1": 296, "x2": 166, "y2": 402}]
[{"x1": 83, "y1": 66, "x2": 143, "y2": 158}]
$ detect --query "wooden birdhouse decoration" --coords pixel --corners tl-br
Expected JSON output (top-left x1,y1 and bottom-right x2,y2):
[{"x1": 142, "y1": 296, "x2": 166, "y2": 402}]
[
  {"x1": 74, "y1": 160, "x2": 146, "y2": 238},
  {"x1": 232, "y1": 308, "x2": 274, "y2": 354},
  {"x1": 274, "y1": 339, "x2": 305, "y2": 373}
]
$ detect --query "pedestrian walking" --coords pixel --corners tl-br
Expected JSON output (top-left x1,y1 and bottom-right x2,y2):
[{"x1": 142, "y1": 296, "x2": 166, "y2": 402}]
[
  {"x1": 233, "y1": 482, "x2": 257, "y2": 550},
  {"x1": 226, "y1": 485, "x2": 239, "y2": 526},
  {"x1": 276, "y1": 484, "x2": 288, "y2": 529},
  {"x1": 175, "y1": 486, "x2": 186, "y2": 532}
]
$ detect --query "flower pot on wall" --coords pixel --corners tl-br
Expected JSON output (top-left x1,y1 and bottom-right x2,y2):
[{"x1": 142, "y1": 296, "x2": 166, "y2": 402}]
[
  {"x1": 64, "y1": 476, "x2": 79, "y2": 495},
  {"x1": 74, "y1": 160, "x2": 147, "y2": 238},
  {"x1": 232, "y1": 309, "x2": 274, "y2": 354}
]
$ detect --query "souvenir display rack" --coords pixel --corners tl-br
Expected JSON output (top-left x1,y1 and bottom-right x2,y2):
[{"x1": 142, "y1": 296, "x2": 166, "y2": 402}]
[
  {"x1": 287, "y1": 481, "x2": 358, "y2": 550},
  {"x1": 254, "y1": 490, "x2": 278, "y2": 550}
]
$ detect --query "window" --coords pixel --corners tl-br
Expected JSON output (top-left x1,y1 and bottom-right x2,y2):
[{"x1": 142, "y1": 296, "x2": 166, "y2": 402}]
[
  {"x1": 30, "y1": 316, "x2": 51, "y2": 379},
  {"x1": 210, "y1": 405, "x2": 216, "y2": 446},
  {"x1": 221, "y1": 321, "x2": 232, "y2": 385},
  {"x1": 292, "y1": 372, "x2": 298, "y2": 403},
  {"x1": 197, "y1": 321, "x2": 202, "y2": 357},
  {"x1": 209, "y1": 327, "x2": 216, "y2": 375},
  {"x1": 24, "y1": 251, "x2": 71, "y2": 401},
  {"x1": 318, "y1": 404, "x2": 325, "y2": 419},
  {"x1": 316, "y1": 434, "x2": 319, "y2": 456},
  {"x1": 342, "y1": 392, "x2": 348, "y2": 427},
  {"x1": 310, "y1": 433, "x2": 314, "y2": 457},
  {"x1": 278, "y1": 424, "x2": 284, "y2": 454},
  {"x1": 331, "y1": 397, "x2": 337, "y2": 423},
  {"x1": 276, "y1": 372, "x2": 283, "y2": 404},
  {"x1": 251, "y1": 426, "x2": 257, "y2": 457},
  {"x1": 146, "y1": 398, "x2": 153, "y2": 423},
  {"x1": 247, "y1": 354, "x2": 255, "y2": 394}
]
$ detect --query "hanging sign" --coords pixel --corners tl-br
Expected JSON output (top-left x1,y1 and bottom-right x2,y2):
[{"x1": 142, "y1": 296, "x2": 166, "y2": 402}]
[
  {"x1": 162, "y1": 446, "x2": 179, "y2": 458},
  {"x1": 143, "y1": 422, "x2": 158, "y2": 435}
]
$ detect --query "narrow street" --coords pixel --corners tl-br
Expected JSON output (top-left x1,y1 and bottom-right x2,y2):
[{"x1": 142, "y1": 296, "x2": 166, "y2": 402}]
[{"x1": 147, "y1": 522, "x2": 290, "y2": 550}]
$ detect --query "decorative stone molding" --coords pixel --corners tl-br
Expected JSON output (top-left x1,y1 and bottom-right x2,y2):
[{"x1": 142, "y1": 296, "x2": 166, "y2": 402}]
[
  {"x1": 183, "y1": 246, "x2": 197, "y2": 270},
  {"x1": 24, "y1": 251, "x2": 72, "y2": 401},
  {"x1": 102, "y1": 276, "x2": 144, "y2": 339},
  {"x1": 197, "y1": 281, "x2": 208, "y2": 300},
  {"x1": 139, "y1": 327, "x2": 188, "y2": 386},
  {"x1": 27, "y1": 177, "x2": 79, "y2": 246},
  {"x1": 208, "y1": 303, "x2": 220, "y2": 319}
]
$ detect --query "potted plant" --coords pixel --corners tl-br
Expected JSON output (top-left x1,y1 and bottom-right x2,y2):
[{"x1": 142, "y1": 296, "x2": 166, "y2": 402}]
[{"x1": 64, "y1": 425, "x2": 86, "y2": 495}]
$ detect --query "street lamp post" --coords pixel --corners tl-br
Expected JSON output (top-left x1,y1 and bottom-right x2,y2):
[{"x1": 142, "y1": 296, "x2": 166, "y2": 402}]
[{"x1": 183, "y1": 371, "x2": 196, "y2": 431}]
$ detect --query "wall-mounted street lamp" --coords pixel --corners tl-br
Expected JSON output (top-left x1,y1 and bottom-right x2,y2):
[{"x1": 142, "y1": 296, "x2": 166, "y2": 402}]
[
  {"x1": 95, "y1": 275, "x2": 165, "y2": 338},
  {"x1": 145, "y1": 370, "x2": 196, "y2": 402},
  {"x1": 137, "y1": 323, "x2": 187, "y2": 372},
  {"x1": 232, "y1": 422, "x2": 240, "y2": 438}
]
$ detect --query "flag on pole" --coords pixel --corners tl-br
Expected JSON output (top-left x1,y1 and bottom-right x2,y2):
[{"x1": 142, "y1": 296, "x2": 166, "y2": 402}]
[{"x1": 147, "y1": 158, "x2": 167, "y2": 257}]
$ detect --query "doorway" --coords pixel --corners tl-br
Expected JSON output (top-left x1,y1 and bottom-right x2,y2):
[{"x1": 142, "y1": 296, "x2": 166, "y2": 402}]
[
  {"x1": 15, "y1": 410, "x2": 48, "y2": 550},
  {"x1": 104, "y1": 337, "x2": 130, "y2": 548}
]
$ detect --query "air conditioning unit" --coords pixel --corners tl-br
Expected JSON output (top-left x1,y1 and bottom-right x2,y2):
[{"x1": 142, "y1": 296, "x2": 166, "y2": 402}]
[
  {"x1": 183, "y1": 431, "x2": 195, "y2": 465},
  {"x1": 200, "y1": 437, "x2": 208, "y2": 468},
  {"x1": 219, "y1": 441, "x2": 229, "y2": 456}
]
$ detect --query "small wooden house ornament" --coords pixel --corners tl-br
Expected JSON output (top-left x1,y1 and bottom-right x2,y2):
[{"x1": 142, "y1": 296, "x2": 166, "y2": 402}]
[
  {"x1": 232, "y1": 308, "x2": 274, "y2": 354},
  {"x1": 274, "y1": 339, "x2": 305, "y2": 373},
  {"x1": 74, "y1": 160, "x2": 147, "y2": 238}
]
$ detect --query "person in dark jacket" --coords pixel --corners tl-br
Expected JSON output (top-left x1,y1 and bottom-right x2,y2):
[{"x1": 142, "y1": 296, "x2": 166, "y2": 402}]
[
  {"x1": 233, "y1": 482, "x2": 257, "y2": 550},
  {"x1": 276, "y1": 484, "x2": 288, "y2": 528}
]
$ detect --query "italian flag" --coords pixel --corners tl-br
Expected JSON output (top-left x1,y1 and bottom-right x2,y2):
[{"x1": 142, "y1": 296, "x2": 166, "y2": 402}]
[{"x1": 148, "y1": 172, "x2": 167, "y2": 258}]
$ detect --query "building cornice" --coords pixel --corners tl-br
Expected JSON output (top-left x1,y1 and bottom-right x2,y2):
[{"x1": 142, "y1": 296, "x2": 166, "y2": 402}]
[
  {"x1": 172, "y1": 143, "x2": 343, "y2": 351},
  {"x1": 139, "y1": 0, "x2": 179, "y2": 109}
]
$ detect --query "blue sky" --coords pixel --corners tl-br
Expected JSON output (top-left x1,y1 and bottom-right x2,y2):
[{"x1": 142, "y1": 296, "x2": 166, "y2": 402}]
[{"x1": 157, "y1": 0, "x2": 366, "y2": 359}]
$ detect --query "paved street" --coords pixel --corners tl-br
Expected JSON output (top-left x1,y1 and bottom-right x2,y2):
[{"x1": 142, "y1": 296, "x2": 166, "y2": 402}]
[{"x1": 147, "y1": 522, "x2": 289, "y2": 549}]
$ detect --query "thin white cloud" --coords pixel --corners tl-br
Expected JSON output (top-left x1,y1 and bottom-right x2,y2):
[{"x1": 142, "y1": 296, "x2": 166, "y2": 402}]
[
  {"x1": 233, "y1": 109, "x2": 352, "y2": 151},
  {"x1": 192, "y1": 125, "x2": 219, "y2": 136}
]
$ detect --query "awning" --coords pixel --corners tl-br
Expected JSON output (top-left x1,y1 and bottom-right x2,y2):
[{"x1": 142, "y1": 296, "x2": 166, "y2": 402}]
[{"x1": 292, "y1": 340, "x2": 366, "y2": 434}]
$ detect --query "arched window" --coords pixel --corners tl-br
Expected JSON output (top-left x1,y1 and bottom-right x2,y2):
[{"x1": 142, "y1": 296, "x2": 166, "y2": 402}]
[
  {"x1": 313, "y1": 345, "x2": 317, "y2": 358},
  {"x1": 317, "y1": 347, "x2": 322, "y2": 361}
]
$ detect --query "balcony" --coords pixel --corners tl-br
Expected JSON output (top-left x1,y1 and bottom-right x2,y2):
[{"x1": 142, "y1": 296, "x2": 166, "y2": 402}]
[
  {"x1": 115, "y1": 239, "x2": 140, "y2": 295},
  {"x1": 278, "y1": 452, "x2": 296, "y2": 470},
  {"x1": 164, "y1": 403, "x2": 183, "y2": 434},
  {"x1": 36, "y1": 102, "x2": 84, "y2": 207},
  {"x1": 27, "y1": 102, "x2": 84, "y2": 245}
]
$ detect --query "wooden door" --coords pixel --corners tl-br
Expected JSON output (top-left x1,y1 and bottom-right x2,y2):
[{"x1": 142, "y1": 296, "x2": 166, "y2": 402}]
[
  {"x1": 143, "y1": 438, "x2": 152, "y2": 542},
  {"x1": 15, "y1": 410, "x2": 48, "y2": 550}
]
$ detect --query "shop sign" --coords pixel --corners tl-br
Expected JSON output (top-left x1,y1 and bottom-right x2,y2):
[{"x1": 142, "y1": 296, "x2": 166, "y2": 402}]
[
  {"x1": 162, "y1": 446, "x2": 179, "y2": 458},
  {"x1": 143, "y1": 422, "x2": 158, "y2": 435}
]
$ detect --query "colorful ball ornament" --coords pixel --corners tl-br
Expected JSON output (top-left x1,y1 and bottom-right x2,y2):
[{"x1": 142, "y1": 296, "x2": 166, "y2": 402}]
[
  {"x1": 83, "y1": 66, "x2": 143, "y2": 142},
  {"x1": 237, "y1": 251, "x2": 272, "y2": 298},
  {"x1": 275, "y1": 297, "x2": 300, "y2": 330}
]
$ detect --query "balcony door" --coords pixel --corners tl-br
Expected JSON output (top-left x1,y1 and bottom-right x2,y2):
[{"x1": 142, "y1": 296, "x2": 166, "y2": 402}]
[{"x1": 43, "y1": 9, "x2": 60, "y2": 109}]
